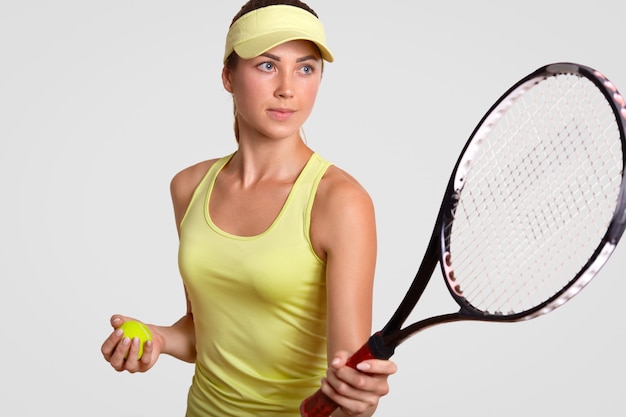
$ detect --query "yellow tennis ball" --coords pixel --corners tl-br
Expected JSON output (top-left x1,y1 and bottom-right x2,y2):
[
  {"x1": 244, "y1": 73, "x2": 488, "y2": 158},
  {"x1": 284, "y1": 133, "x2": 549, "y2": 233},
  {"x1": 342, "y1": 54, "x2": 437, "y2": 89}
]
[{"x1": 119, "y1": 320, "x2": 152, "y2": 359}]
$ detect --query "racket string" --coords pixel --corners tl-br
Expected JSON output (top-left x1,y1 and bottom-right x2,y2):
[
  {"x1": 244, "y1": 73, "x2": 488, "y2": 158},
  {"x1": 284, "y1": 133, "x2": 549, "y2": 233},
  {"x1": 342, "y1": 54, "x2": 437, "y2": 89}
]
[{"x1": 447, "y1": 73, "x2": 623, "y2": 315}]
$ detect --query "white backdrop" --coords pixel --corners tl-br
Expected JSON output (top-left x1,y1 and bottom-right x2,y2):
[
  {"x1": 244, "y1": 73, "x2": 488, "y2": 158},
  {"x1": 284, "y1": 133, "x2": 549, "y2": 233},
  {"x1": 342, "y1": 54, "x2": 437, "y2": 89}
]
[{"x1": 1, "y1": 1, "x2": 624, "y2": 416}]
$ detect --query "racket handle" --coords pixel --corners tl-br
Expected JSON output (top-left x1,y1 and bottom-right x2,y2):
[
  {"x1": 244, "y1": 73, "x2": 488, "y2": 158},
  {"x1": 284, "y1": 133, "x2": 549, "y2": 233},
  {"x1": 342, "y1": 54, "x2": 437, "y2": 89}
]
[{"x1": 300, "y1": 332, "x2": 394, "y2": 417}]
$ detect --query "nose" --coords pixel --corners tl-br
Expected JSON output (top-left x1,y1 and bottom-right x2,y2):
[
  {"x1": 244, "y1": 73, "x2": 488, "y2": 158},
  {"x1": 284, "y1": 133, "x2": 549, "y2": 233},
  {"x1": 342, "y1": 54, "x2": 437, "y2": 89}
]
[{"x1": 275, "y1": 72, "x2": 294, "y2": 99}]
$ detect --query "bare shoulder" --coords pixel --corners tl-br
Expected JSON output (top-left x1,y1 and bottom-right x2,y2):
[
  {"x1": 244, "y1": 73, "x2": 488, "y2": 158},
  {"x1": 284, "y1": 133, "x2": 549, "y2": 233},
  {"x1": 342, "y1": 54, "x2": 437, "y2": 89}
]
[
  {"x1": 170, "y1": 158, "x2": 219, "y2": 229},
  {"x1": 311, "y1": 165, "x2": 376, "y2": 258},
  {"x1": 170, "y1": 159, "x2": 217, "y2": 198},
  {"x1": 316, "y1": 164, "x2": 374, "y2": 212}
]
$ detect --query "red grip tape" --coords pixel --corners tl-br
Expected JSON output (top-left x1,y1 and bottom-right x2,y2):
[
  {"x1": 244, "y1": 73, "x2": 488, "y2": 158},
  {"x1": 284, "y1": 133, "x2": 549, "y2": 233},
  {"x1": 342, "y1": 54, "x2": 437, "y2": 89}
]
[{"x1": 300, "y1": 341, "x2": 376, "y2": 417}]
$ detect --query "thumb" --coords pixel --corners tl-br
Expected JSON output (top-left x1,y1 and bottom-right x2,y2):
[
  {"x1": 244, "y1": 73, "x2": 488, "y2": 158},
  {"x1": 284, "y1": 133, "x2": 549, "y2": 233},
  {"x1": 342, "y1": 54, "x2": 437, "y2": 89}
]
[
  {"x1": 110, "y1": 314, "x2": 126, "y2": 329},
  {"x1": 330, "y1": 350, "x2": 351, "y2": 369}
]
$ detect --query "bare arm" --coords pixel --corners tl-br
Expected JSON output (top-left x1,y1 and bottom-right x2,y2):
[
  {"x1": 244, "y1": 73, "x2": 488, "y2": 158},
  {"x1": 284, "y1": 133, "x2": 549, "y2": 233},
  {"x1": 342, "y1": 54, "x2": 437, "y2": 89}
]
[
  {"x1": 310, "y1": 166, "x2": 396, "y2": 417},
  {"x1": 163, "y1": 159, "x2": 220, "y2": 362}
]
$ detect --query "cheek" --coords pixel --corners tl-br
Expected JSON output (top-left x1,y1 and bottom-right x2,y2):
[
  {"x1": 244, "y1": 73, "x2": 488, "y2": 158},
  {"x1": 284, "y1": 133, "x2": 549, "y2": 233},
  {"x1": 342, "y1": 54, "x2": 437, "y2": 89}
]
[
  {"x1": 301, "y1": 82, "x2": 321, "y2": 107},
  {"x1": 232, "y1": 79, "x2": 264, "y2": 111}
]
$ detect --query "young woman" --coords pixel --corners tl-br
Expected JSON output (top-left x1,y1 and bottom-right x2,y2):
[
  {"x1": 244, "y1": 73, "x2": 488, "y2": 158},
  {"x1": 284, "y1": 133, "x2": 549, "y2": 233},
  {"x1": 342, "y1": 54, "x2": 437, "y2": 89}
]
[{"x1": 101, "y1": 1, "x2": 397, "y2": 416}]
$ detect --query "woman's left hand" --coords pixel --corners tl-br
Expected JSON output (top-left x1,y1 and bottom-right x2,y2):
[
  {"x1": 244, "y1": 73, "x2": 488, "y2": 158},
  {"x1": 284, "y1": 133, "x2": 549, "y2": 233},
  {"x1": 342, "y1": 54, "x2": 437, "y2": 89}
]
[{"x1": 320, "y1": 351, "x2": 397, "y2": 416}]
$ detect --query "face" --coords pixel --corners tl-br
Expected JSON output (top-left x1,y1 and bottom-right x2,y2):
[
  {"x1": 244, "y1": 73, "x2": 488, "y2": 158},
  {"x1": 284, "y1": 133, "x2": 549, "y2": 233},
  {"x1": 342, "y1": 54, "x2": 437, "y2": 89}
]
[{"x1": 222, "y1": 40, "x2": 323, "y2": 142}]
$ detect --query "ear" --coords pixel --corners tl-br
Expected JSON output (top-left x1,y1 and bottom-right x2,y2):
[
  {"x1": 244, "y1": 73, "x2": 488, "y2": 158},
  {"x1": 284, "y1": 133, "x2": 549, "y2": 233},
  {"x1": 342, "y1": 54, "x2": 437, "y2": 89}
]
[{"x1": 222, "y1": 66, "x2": 233, "y2": 93}]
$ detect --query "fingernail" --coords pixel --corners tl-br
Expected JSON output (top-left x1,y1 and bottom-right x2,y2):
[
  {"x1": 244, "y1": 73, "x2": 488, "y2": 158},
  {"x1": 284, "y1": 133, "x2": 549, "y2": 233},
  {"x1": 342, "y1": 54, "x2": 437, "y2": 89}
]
[
  {"x1": 112, "y1": 317, "x2": 121, "y2": 324},
  {"x1": 115, "y1": 329, "x2": 123, "y2": 337},
  {"x1": 357, "y1": 362, "x2": 371, "y2": 371},
  {"x1": 122, "y1": 337, "x2": 130, "y2": 346},
  {"x1": 331, "y1": 358, "x2": 340, "y2": 366}
]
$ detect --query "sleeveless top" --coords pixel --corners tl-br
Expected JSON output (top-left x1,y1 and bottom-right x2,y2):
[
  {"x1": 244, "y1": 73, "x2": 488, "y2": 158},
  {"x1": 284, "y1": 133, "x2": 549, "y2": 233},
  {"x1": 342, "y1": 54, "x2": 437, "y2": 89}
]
[{"x1": 178, "y1": 152, "x2": 332, "y2": 416}]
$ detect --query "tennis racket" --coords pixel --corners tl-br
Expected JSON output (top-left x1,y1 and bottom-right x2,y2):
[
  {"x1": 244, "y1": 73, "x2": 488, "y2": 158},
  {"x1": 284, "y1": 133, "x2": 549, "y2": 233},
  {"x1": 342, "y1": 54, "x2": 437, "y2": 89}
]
[{"x1": 300, "y1": 62, "x2": 626, "y2": 417}]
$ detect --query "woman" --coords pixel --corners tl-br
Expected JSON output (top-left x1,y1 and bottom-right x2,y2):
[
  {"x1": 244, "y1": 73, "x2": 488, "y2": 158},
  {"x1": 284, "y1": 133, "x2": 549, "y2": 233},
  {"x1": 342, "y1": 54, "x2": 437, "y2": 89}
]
[{"x1": 101, "y1": 1, "x2": 397, "y2": 416}]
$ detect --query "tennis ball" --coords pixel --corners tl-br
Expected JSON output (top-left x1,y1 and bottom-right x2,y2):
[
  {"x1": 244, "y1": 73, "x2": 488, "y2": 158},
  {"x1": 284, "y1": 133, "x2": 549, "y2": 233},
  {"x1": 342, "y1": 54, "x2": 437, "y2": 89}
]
[{"x1": 119, "y1": 320, "x2": 152, "y2": 360}]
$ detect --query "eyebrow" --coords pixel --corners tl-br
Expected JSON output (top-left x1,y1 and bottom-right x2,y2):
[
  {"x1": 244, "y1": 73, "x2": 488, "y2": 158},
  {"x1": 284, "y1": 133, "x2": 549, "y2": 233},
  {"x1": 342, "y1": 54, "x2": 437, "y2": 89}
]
[{"x1": 260, "y1": 53, "x2": 319, "y2": 63}]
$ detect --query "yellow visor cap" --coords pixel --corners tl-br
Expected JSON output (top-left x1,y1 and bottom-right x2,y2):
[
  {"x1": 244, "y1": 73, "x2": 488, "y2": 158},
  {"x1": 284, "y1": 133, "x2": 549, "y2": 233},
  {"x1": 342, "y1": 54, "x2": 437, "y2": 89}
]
[{"x1": 224, "y1": 5, "x2": 334, "y2": 63}]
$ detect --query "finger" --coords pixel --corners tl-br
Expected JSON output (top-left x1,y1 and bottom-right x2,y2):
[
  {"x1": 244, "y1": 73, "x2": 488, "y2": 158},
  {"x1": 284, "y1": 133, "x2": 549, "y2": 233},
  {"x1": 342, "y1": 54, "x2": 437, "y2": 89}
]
[
  {"x1": 326, "y1": 366, "x2": 368, "y2": 398},
  {"x1": 356, "y1": 359, "x2": 398, "y2": 376},
  {"x1": 330, "y1": 351, "x2": 350, "y2": 368},
  {"x1": 122, "y1": 337, "x2": 143, "y2": 373},
  {"x1": 138, "y1": 340, "x2": 153, "y2": 368},
  {"x1": 332, "y1": 364, "x2": 391, "y2": 399},
  {"x1": 126, "y1": 337, "x2": 142, "y2": 361},
  {"x1": 320, "y1": 376, "x2": 378, "y2": 415},
  {"x1": 101, "y1": 328, "x2": 124, "y2": 360},
  {"x1": 330, "y1": 356, "x2": 344, "y2": 370},
  {"x1": 110, "y1": 315, "x2": 124, "y2": 329},
  {"x1": 109, "y1": 336, "x2": 132, "y2": 371}
]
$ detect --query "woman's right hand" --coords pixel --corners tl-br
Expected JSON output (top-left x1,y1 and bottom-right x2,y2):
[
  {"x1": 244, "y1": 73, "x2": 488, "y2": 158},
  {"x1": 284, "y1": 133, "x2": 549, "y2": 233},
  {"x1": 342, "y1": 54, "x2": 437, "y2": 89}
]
[{"x1": 101, "y1": 315, "x2": 161, "y2": 373}]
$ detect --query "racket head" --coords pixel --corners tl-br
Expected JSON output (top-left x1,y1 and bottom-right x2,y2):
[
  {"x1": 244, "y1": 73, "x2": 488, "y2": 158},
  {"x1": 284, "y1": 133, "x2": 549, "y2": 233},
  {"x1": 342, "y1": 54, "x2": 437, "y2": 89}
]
[{"x1": 439, "y1": 62, "x2": 626, "y2": 322}]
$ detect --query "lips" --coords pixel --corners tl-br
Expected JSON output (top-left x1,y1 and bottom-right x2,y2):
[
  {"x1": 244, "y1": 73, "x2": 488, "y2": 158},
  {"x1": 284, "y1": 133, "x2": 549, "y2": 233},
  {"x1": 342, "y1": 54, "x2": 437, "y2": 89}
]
[{"x1": 268, "y1": 108, "x2": 296, "y2": 122}]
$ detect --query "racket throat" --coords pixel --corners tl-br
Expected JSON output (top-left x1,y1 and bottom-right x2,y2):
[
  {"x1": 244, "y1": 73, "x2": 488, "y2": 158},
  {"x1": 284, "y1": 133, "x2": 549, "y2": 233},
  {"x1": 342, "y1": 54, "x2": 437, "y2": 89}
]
[
  {"x1": 383, "y1": 312, "x2": 467, "y2": 348},
  {"x1": 366, "y1": 332, "x2": 396, "y2": 360}
]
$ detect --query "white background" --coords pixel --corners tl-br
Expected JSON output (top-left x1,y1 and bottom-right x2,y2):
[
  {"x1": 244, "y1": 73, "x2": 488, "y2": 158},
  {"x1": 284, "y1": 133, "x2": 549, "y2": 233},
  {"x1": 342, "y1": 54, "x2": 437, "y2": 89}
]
[{"x1": 1, "y1": 1, "x2": 624, "y2": 416}]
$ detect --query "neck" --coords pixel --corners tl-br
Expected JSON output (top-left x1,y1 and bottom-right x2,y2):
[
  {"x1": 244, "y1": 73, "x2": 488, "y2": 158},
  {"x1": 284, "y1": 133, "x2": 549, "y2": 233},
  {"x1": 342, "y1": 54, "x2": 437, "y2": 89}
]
[{"x1": 227, "y1": 139, "x2": 313, "y2": 186}]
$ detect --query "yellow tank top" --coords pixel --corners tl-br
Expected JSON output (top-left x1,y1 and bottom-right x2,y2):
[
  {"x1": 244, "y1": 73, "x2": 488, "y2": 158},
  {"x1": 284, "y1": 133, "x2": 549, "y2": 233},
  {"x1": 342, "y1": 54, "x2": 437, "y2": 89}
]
[{"x1": 178, "y1": 152, "x2": 331, "y2": 416}]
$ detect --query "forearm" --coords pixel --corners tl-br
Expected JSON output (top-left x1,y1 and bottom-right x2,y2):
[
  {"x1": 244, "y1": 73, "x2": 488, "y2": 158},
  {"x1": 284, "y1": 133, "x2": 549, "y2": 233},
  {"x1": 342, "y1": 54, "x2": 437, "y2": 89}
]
[{"x1": 156, "y1": 313, "x2": 197, "y2": 363}]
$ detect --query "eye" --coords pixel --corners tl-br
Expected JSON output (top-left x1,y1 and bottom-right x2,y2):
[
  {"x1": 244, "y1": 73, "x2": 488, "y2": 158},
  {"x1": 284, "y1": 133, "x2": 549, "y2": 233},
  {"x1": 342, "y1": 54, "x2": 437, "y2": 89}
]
[
  {"x1": 258, "y1": 62, "x2": 274, "y2": 71},
  {"x1": 300, "y1": 65, "x2": 314, "y2": 75}
]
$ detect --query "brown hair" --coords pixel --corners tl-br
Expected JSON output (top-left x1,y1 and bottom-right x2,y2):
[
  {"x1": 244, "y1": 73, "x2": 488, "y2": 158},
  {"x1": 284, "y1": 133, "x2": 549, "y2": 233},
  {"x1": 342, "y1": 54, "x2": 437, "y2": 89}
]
[{"x1": 225, "y1": 0, "x2": 320, "y2": 142}]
